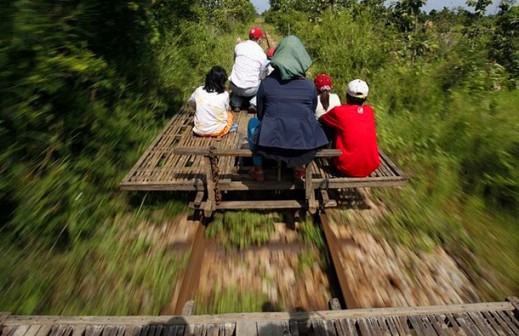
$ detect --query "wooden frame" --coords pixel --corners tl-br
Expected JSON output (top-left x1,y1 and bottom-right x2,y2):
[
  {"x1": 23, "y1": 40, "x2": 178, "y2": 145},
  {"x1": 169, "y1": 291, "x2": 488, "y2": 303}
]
[
  {"x1": 119, "y1": 109, "x2": 409, "y2": 216},
  {"x1": 2, "y1": 298, "x2": 518, "y2": 336}
]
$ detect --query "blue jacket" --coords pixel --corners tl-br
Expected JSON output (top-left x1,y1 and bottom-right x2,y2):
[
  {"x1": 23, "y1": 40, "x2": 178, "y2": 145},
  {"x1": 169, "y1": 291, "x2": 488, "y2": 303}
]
[{"x1": 256, "y1": 72, "x2": 328, "y2": 150}]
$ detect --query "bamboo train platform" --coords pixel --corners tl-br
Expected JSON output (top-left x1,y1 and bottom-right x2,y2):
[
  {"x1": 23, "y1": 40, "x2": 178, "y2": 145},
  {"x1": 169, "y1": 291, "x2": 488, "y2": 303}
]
[
  {"x1": 119, "y1": 106, "x2": 408, "y2": 216},
  {"x1": 2, "y1": 297, "x2": 519, "y2": 335}
]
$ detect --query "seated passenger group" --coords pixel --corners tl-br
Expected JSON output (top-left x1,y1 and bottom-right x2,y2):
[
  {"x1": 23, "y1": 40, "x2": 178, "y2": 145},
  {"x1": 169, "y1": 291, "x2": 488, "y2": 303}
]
[{"x1": 188, "y1": 27, "x2": 380, "y2": 180}]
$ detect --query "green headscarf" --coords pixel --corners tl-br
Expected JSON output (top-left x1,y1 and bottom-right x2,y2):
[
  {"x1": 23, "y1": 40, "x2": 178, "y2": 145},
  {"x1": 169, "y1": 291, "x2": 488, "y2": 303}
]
[{"x1": 270, "y1": 35, "x2": 312, "y2": 80}]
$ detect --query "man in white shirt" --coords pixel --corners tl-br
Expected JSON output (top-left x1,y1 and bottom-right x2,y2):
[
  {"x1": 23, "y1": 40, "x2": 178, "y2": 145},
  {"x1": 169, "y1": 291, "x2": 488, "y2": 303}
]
[{"x1": 229, "y1": 27, "x2": 269, "y2": 113}]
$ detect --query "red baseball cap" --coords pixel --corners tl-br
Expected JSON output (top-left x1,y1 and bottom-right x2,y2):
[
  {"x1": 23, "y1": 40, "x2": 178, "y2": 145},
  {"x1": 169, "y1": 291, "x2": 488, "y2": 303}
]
[
  {"x1": 249, "y1": 27, "x2": 264, "y2": 40},
  {"x1": 314, "y1": 74, "x2": 333, "y2": 92}
]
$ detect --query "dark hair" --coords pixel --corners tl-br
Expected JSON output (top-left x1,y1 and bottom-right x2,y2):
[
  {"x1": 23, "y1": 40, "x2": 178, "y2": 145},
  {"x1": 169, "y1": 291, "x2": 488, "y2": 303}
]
[
  {"x1": 204, "y1": 65, "x2": 227, "y2": 94},
  {"x1": 319, "y1": 90, "x2": 330, "y2": 111},
  {"x1": 346, "y1": 93, "x2": 366, "y2": 106}
]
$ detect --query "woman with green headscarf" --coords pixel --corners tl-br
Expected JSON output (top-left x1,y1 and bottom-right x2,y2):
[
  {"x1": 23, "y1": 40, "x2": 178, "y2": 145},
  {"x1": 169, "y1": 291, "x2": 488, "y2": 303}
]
[{"x1": 248, "y1": 36, "x2": 328, "y2": 182}]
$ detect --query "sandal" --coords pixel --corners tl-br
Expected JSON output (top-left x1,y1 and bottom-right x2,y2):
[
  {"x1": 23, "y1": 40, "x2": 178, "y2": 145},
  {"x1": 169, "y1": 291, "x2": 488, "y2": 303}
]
[
  {"x1": 249, "y1": 167, "x2": 265, "y2": 182},
  {"x1": 293, "y1": 167, "x2": 306, "y2": 181}
]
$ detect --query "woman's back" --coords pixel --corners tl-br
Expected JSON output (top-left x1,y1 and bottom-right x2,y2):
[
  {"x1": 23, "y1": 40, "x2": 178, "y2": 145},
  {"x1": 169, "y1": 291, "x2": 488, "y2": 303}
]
[{"x1": 256, "y1": 72, "x2": 328, "y2": 150}]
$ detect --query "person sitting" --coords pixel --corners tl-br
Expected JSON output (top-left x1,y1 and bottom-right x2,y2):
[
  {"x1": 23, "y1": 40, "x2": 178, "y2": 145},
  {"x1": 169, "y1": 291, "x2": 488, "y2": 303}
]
[
  {"x1": 248, "y1": 35, "x2": 329, "y2": 182},
  {"x1": 318, "y1": 79, "x2": 380, "y2": 177},
  {"x1": 188, "y1": 65, "x2": 235, "y2": 137},
  {"x1": 229, "y1": 27, "x2": 270, "y2": 113},
  {"x1": 314, "y1": 73, "x2": 341, "y2": 119}
]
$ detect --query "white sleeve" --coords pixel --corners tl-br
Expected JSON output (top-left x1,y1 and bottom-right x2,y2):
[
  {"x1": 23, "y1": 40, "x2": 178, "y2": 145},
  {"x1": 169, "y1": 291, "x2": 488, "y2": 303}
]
[{"x1": 259, "y1": 58, "x2": 270, "y2": 80}]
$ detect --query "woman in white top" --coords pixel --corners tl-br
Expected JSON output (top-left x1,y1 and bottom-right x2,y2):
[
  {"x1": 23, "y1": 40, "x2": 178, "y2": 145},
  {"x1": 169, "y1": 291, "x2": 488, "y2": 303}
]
[
  {"x1": 188, "y1": 65, "x2": 235, "y2": 137},
  {"x1": 314, "y1": 73, "x2": 341, "y2": 119}
]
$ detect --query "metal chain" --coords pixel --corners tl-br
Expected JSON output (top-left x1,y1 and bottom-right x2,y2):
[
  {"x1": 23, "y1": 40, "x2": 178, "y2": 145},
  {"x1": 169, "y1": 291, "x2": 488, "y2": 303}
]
[{"x1": 208, "y1": 146, "x2": 221, "y2": 205}]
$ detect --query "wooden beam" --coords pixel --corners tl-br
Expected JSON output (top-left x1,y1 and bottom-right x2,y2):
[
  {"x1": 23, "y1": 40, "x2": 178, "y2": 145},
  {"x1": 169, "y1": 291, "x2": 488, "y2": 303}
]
[
  {"x1": 329, "y1": 299, "x2": 341, "y2": 311},
  {"x1": 320, "y1": 213, "x2": 361, "y2": 309},
  {"x1": 208, "y1": 200, "x2": 305, "y2": 210},
  {"x1": 174, "y1": 148, "x2": 342, "y2": 158},
  {"x1": 305, "y1": 162, "x2": 315, "y2": 214},
  {"x1": 3, "y1": 302, "x2": 515, "y2": 325},
  {"x1": 173, "y1": 224, "x2": 206, "y2": 315},
  {"x1": 506, "y1": 296, "x2": 519, "y2": 311},
  {"x1": 181, "y1": 301, "x2": 195, "y2": 316},
  {"x1": 0, "y1": 312, "x2": 11, "y2": 325},
  {"x1": 193, "y1": 191, "x2": 204, "y2": 207},
  {"x1": 203, "y1": 156, "x2": 215, "y2": 218}
]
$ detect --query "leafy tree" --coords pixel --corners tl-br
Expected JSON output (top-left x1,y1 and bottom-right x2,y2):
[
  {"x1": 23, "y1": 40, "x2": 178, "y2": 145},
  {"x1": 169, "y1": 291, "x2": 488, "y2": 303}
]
[
  {"x1": 489, "y1": 2, "x2": 519, "y2": 84},
  {"x1": 0, "y1": 0, "x2": 191, "y2": 246},
  {"x1": 197, "y1": 0, "x2": 256, "y2": 26},
  {"x1": 389, "y1": 0, "x2": 427, "y2": 33},
  {"x1": 387, "y1": 0, "x2": 430, "y2": 61},
  {"x1": 268, "y1": 0, "x2": 356, "y2": 19},
  {"x1": 466, "y1": 0, "x2": 493, "y2": 17}
]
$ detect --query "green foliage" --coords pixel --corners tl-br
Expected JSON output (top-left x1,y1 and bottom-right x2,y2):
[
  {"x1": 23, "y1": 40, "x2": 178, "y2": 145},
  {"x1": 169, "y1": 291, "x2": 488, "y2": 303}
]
[
  {"x1": 264, "y1": 8, "x2": 309, "y2": 36},
  {"x1": 0, "y1": 0, "x2": 173, "y2": 246},
  {"x1": 489, "y1": 5, "x2": 519, "y2": 84},
  {"x1": 206, "y1": 211, "x2": 275, "y2": 249},
  {"x1": 279, "y1": 9, "x2": 394, "y2": 85},
  {"x1": 194, "y1": 0, "x2": 256, "y2": 29},
  {"x1": 0, "y1": 214, "x2": 188, "y2": 314},
  {"x1": 389, "y1": 0, "x2": 426, "y2": 33},
  {"x1": 298, "y1": 216, "x2": 325, "y2": 248},
  {"x1": 466, "y1": 0, "x2": 493, "y2": 17},
  {"x1": 2, "y1": 0, "x2": 518, "y2": 314},
  {"x1": 445, "y1": 91, "x2": 519, "y2": 210},
  {"x1": 196, "y1": 287, "x2": 270, "y2": 314},
  {"x1": 282, "y1": 6, "x2": 518, "y2": 297}
]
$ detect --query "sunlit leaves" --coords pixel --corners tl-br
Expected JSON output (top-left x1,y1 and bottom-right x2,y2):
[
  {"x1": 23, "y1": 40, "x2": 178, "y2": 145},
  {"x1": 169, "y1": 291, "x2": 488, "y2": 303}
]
[{"x1": 466, "y1": 0, "x2": 493, "y2": 17}]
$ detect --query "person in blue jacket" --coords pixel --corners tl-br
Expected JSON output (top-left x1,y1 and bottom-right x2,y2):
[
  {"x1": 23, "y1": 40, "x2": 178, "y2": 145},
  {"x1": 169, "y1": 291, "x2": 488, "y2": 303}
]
[{"x1": 247, "y1": 35, "x2": 328, "y2": 182}]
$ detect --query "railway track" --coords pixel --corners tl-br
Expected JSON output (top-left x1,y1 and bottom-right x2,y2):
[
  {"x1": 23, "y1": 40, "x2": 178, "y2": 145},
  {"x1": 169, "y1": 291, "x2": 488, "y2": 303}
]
[{"x1": 171, "y1": 210, "x2": 355, "y2": 314}]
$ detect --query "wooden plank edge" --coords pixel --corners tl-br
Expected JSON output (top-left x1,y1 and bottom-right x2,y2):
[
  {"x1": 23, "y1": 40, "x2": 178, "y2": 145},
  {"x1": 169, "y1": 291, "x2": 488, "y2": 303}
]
[
  {"x1": 4, "y1": 302, "x2": 515, "y2": 326},
  {"x1": 119, "y1": 110, "x2": 189, "y2": 187},
  {"x1": 506, "y1": 296, "x2": 519, "y2": 321},
  {"x1": 174, "y1": 148, "x2": 342, "y2": 157},
  {"x1": 119, "y1": 177, "x2": 409, "y2": 192},
  {"x1": 320, "y1": 214, "x2": 361, "y2": 310},
  {"x1": 201, "y1": 200, "x2": 306, "y2": 210},
  {"x1": 506, "y1": 297, "x2": 519, "y2": 311},
  {"x1": 379, "y1": 149, "x2": 408, "y2": 180},
  {"x1": 0, "y1": 312, "x2": 12, "y2": 325}
]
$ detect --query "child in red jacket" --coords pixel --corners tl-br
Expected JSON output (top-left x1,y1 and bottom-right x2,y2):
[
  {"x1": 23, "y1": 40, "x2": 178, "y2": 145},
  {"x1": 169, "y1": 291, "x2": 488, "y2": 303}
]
[{"x1": 319, "y1": 79, "x2": 380, "y2": 177}]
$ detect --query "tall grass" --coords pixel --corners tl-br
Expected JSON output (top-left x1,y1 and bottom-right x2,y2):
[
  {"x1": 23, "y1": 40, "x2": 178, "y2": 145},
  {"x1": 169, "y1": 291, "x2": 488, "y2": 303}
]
[
  {"x1": 0, "y1": 5, "x2": 255, "y2": 314},
  {"x1": 1, "y1": 3, "x2": 517, "y2": 315},
  {"x1": 206, "y1": 211, "x2": 275, "y2": 249},
  {"x1": 286, "y1": 9, "x2": 518, "y2": 298},
  {"x1": 0, "y1": 209, "x2": 189, "y2": 314}
]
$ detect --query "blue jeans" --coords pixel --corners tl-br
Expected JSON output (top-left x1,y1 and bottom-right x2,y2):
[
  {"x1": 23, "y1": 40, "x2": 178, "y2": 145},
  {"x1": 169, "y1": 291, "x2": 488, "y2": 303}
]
[
  {"x1": 247, "y1": 117, "x2": 263, "y2": 166},
  {"x1": 230, "y1": 82, "x2": 258, "y2": 108}
]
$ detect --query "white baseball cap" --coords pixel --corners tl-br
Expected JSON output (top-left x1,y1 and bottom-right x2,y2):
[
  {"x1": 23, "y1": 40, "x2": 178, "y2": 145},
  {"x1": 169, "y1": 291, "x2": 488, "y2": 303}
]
[{"x1": 347, "y1": 79, "x2": 369, "y2": 99}]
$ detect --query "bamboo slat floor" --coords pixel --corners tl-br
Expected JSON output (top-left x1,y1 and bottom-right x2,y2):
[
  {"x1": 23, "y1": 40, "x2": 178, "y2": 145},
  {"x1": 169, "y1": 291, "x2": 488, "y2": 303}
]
[
  {"x1": 2, "y1": 297, "x2": 519, "y2": 335},
  {"x1": 119, "y1": 107, "x2": 408, "y2": 192},
  {"x1": 119, "y1": 107, "x2": 409, "y2": 215}
]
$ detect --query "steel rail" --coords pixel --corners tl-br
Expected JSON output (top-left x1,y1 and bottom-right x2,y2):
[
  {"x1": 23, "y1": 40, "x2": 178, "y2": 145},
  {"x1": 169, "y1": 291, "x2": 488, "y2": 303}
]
[{"x1": 319, "y1": 211, "x2": 359, "y2": 309}]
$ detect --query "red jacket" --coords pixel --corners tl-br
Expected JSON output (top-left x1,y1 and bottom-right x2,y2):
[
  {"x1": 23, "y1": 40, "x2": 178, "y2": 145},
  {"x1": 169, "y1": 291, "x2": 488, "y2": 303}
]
[{"x1": 319, "y1": 104, "x2": 380, "y2": 177}]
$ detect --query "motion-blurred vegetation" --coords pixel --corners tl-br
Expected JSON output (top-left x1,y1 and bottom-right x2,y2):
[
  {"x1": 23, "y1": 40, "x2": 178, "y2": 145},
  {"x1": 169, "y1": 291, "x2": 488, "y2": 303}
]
[
  {"x1": 206, "y1": 211, "x2": 276, "y2": 249},
  {"x1": 1, "y1": 0, "x2": 518, "y2": 314}
]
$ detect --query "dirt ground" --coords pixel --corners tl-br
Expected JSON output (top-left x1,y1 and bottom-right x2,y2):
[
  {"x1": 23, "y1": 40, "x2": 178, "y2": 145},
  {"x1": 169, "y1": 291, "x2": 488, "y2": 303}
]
[{"x1": 158, "y1": 189, "x2": 481, "y2": 314}]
